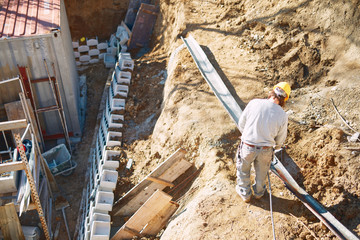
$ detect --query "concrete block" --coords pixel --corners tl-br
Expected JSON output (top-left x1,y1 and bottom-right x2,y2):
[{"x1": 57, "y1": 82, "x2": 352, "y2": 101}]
[
  {"x1": 115, "y1": 67, "x2": 132, "y2": 83},
  {"x1": 120, "y1": 58, "x2": 134, "y2": 71},
  {"x1": 104, "y1": 54, "x2": 115, "y2": 68},
  {"x1": 78, "y1": 45, "x2": 90, "y2": 53},
  {"x1": 119, "y1": 31, "x2": 129, "y2": 45},
  {"x1": 116, "y1": 26, "x2": 126, "y2": 39},
  {"x1": 89, "y1": 59, "x2": 100, "y2": 64},
  {"x1": 84, "y1": 219, "x2": 91, "y2": 240},
  {"x1": 120, "y1": 44, "x2": 128, "y2": 54},
  {"x1": 87, "y1": 37, "x2": 98, "y2": 46},
  {"x1": 103, "y1": 150, "x2": 121, "y2": 169},
  {"x1": 114, "y1": 84, "x2": 129, "y2": 98},
  {"x1": 74, "y1": 51, "x2": 80, "y2": 58},
  {"x1": 119, "y1": 52, "x2": 132, "y2": 59},
  {"x1": 109, "y1": 114, "x2": 124, "y2": 128},
  {"x1": 106, "y1": 131, "x2": 122, "y2": 146},
  {"x1": 95, "y1": 191, "x2": 114, "y2": 212},
  {"x1": 90, "y1": 221, "x2": 110, "y2": 240},
  {"x1": 97, "y1": 42, "x2": 108, "y2": 50},
  {"x1": 72, "y1": 41, "x2": 79, "y2": 48},
  {"x1": 110, "y1": 98, "x2": 125, "y2": 110},
  {"x1": 80, "y1": 55, "x2": 91, "y2": 62},
  {"x1": 99, "y1": 169, "x2": 118, "y2": 191},
  {"x1": 98, "y1": 53, "x2": 105, "y2": 60},
  {"x1": 117, "y1": 77, "x2": 131, "y2": 85},
  {"x1": 109, "y1": 34, "x2": 117, "y2": 47},
  {"x1": 90, "y1": 213, "x2": 110, "y2": 228},
  {"x1": 89, "y1": 49, "x2": 100, "y2": 56},
  {"x1": 107, "y1": 46, "x2": 117, "y2": 56}
]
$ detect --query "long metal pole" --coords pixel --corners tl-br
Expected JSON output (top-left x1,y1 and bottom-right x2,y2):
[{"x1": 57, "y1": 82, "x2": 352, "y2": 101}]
[
  {"x1": 181, "y1": 35, "x2": 359, "y2": 240},
  {"x1": 14, "y1": 133, "x2": 50, "y2": 240}
]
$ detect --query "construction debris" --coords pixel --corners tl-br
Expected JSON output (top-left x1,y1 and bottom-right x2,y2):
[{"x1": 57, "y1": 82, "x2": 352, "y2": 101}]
[
  {"x1": 112, "y1": 148, "x2": 192, "y2": 216},
  {"x1": 112, "y1": 190, "x2": 178, "y2": 239}
]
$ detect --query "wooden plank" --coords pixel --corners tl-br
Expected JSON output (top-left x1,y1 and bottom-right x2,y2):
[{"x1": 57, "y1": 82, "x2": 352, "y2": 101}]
[
  {"x1": 0, "y1": 161, "x2": 25, "y2": 174},
  {"x1": 5, "y1": 101, "x2": 29, "y2": 139},
  {"x1": 15, "y1": 203, "x2": 36, "y2": 212},
  {"x1": 0, "y1": 119, "x2": 27, "y2": 131},
  {"x1": 4, "y1": 99, "x2": 39, "y2": 144},
  {"x1": 121, "y1": 21, "x2": 132, "y2": 37},
  {"x1": 146, "y1": 176, "x2": 175, "y2": 187},
  {"x1": 112, "y1": 148, "x2": 190, "y2": 216},
  {"x1": 142, "y1": 201, "x2": 179, "y2": 235},
  {"x1": 115, "y1": 158, "x2": 192, "y2": 216},
  {"x1": 0, "y1": 202, "x2": 25, "y2": 240},
  {"x1": 111, "y1": 190, "x2": 172, "y2": 240},
  {"x1": 122, "y1": 226, "x2": 142, "y2": 237},
  {"x1": 113, "y1": 149, "x2": 186, "y2": 214}
]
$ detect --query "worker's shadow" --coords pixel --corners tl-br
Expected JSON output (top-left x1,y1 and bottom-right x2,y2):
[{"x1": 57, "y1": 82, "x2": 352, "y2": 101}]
[
  {"x1": 250, "y1": 150, "x2": 307, "y2": 217},
  {"x1": 201, "y1": 45, "x2": 246, "y2": 110},
  {"x1": 326, "y1": 190, "x2": 360, "y2": 233},
  {"x1": 250, "y1": 193, "x2": 304, "y2": 217}
]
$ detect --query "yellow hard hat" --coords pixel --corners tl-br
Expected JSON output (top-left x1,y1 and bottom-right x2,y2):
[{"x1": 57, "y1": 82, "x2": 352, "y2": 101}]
[{"x1": 273, "y1": 82, "x2": 291, "y2": 101}]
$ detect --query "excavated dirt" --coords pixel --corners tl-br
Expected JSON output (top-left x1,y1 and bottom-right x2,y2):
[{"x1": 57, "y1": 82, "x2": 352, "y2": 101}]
[{"x1": 62, "y1": 0, "x2": 360, "y2": 239}]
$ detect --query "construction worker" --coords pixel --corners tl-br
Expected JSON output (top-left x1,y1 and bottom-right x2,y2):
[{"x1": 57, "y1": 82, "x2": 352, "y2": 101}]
[{"x1": 236, "y1": 82, "x2": 291, "y2": 203}]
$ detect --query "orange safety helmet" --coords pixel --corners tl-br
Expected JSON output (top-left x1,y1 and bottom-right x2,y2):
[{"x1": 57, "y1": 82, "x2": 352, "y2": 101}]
[{"x1": 273, "y1": 82, "x2": 291, "y2": 101}]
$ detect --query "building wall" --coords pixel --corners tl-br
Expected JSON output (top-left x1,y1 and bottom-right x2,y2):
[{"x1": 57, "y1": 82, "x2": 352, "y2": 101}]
[{"x1": 0, "y1": 4, "x2": 82, "y2": 139}]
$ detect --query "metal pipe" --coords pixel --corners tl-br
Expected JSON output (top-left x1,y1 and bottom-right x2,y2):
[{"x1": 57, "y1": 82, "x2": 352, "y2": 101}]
[
  {"x1": 21, "y1": 123, "x2": 31, "y2": 141},
  {"x1": 2, "y1": 130, "x2": 9, "y2": 150},
  {"x1": 0, "y1": 76, "x2": 20, "y2": 85}
]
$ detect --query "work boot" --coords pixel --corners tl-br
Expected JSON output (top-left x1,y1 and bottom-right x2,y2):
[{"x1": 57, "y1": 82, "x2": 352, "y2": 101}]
[
  {"x1": 236, "y1": 185, "x2": 251, "y2": 203},
  {"x1": 252, "y1": 184, "x2": 265, "y2": 200},
  {"x1": 253, "y1": 193, "x2": 264, "y2": 200}
]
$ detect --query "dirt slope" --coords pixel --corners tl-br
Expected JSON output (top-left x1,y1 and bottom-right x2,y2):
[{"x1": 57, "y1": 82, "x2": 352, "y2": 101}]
[{"x1": 113, "y1": 0, "x2": 360, "y2": 239}]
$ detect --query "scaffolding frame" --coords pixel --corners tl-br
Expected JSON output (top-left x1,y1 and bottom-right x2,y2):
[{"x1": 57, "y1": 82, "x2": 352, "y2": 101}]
[{"x1": 0, "y1": 91, "x2": 55, "y2": 239}]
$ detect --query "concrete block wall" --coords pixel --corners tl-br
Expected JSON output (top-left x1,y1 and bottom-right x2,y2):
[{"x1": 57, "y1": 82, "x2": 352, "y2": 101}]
[
  {"x1": 73, "y1": 25, "x2": 130, "y2": 70},
  {"x1": 77, "y1": 53, "x2": 134, "y2": 240}
]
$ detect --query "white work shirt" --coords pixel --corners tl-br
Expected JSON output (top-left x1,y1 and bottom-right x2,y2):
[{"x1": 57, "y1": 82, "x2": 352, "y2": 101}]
[{"x1": 238, "y1": 99, "x2": 288, "y2": 149}]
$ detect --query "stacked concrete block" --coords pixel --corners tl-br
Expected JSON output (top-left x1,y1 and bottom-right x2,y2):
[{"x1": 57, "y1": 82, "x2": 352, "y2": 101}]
[
  {"x1": 116, "y1": 26, "x2": 129, "y2": 52},
  {"x1": 72, "y1": 37, "x2": 110, "y2": 69},
  {"x1": 104, "y1": 54, "x2": 116, "y2": 68},
  {"x1": 72, "y1": 30, "x2": 133, "y2": 69},
  {"x1": 77, "y1": 54, "x2": 135, "y2": 240},
  {"x1": 98, "y1": 169, "x2": 118, "y2": 191},
  {"x1": 90, "y1": 221, "x2": 111, "y2": 239},
  {"x1": 87, "y1": 37, "x2": 99, "y2": 47}
]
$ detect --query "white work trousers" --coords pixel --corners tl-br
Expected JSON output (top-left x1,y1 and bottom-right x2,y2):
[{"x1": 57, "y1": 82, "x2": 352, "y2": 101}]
[{"x1": 236, "y1": 143, "x2": 273, "y2": 198}]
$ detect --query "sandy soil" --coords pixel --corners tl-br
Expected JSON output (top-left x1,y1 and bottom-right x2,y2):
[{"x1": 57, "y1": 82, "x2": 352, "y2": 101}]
[{"x1": 62, "y1": 0, "x2": 360, "y2": 239}]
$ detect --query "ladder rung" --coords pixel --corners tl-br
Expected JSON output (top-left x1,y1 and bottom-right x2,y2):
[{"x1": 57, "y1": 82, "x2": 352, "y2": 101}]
[{"x1": 36, "y1": 105, "x2": 59, "y2": 113}]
